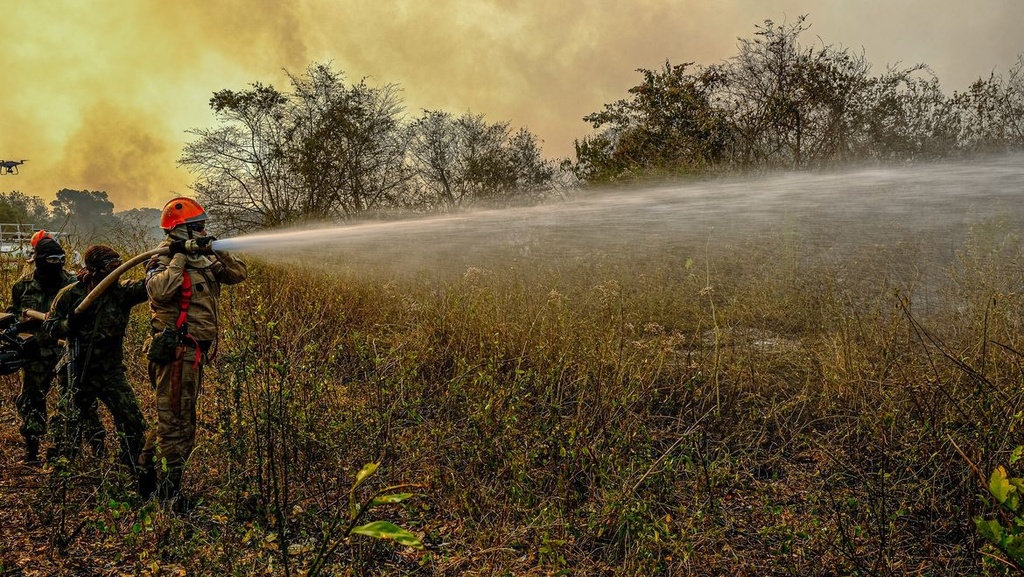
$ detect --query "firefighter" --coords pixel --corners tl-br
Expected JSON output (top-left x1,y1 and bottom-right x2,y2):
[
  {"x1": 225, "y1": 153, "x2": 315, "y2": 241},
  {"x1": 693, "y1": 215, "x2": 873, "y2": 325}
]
[
  {"x1": 43, "y1": 245, "x2": 149, "y2": 488},
  {"x1": 140, "y1": 197, "x2": 246, "y2": 507},
  {"x1": 6, "y1": 232, "x2": 103, "y2": 464}
]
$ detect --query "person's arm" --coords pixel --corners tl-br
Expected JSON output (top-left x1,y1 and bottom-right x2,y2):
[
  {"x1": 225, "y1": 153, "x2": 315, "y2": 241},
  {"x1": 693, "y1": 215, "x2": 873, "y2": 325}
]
[
  {"x1": 213, "y1": 251, "x2": 247, "y2": 285},
  {"x1": 146, "y1": 253, "x2": 187, "y2": 303},
  {"x1": 122, "y1": 277, "x2": 150, "y2": 307},
  {"x1": 6, "y1": 282, "x2": 21, "y2": 315},
  {"x1": 42, "y1": 288, "x2": 74, "y2": 340},
  {"x1": 11, "y1": 282, "x2": 44, "y2": 325}
]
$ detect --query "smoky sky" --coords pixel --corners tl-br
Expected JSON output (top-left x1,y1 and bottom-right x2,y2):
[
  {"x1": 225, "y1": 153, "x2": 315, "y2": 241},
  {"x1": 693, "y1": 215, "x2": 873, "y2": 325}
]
[{"x1": 1, "y1": 0, "x2": 1021, "y2": 210}]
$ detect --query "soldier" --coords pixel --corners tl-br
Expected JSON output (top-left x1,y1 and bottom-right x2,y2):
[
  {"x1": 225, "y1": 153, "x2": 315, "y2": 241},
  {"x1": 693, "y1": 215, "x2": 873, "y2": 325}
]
[
  {"x1": 44, "y1": 245, "x2": 148, "y2": 490},
  {"x1": 7, "y1": 231, "x2": 103, "y2": 464},
  {"x1": 140, "y1": 197, "x2": 246, "y2": 507}
]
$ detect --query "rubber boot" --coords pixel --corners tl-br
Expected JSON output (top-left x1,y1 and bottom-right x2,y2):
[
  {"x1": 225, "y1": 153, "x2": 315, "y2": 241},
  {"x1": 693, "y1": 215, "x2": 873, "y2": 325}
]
[
  {"x1": 88, "y1": 435, "x2": 107, "y2": 459},
  {"x1": 171, "y1": 493, "x2": 197, "y2": 515},
  {"x1": 22, "y1": 438, "x2": 40, "y2": 466},
  {"x1": 158, "y1": 477, "x2": 195, "y2": 514},
  {"x1": 137, "y1": 466, "x2": 157, "y2": 500},
  {"x1": 156, "y1": 477, "x2": 180, "y2": 503}
]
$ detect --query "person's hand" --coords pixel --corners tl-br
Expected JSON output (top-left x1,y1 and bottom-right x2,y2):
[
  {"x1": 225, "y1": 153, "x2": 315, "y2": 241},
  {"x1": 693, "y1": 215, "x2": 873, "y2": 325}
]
[
  {"x1": 194, "y1": 236, "x2": 217, "y2": 253},
  {"x1": 168, "y1": 240, "x2": 187, "y2": 256}
]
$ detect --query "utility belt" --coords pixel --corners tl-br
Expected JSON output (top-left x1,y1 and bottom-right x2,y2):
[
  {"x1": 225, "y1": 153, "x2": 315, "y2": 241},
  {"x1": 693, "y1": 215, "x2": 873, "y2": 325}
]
[{"x1": 147, "y1": 327, "x2": 212, "y2": 363}]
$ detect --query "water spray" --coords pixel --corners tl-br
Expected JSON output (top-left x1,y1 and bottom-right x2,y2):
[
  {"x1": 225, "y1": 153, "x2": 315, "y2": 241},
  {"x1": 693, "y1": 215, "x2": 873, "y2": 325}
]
[{"x1": 71, "y1": 153, "x2": 1024, "y2": 310}]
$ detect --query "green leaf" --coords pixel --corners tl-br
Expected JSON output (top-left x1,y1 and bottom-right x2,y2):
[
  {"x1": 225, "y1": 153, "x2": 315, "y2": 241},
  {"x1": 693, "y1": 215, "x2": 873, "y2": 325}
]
[
  {"x1": 369, "y1": 493, "x2": 414, "y2": 508},
  {"x1": 1010, "y1": 478, "x2": 1024, "y2": 513},
  {"x1": 350, "y1": 520, "x2": 424, "y2": 549},
  {"x1": 1011, "y1": 446, "x2": 1024, "y2": 466},
  {"x1": 354, "y1": 462, "x2": 379, "y2": 489},
  {"x1": 990, "y1": 467, "x2": 1014, "y2": 505},
  {"x1": 1004, "y1": 534, "x2": 1024, "y2": 563},
  {"x1": 976, "y1": 517, "x2": 1005, "y2": 544}
]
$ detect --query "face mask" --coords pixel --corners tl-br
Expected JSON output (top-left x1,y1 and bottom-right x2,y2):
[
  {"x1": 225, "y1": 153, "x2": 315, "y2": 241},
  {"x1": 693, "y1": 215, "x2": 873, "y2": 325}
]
[{"x1": 34, "y1": 259, "x2": 64, "y2": 283}]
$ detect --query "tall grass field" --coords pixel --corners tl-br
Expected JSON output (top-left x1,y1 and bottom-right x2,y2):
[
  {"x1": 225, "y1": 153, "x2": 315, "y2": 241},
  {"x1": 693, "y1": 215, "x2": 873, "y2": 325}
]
[{"x1": 3, "y1": 157, "x2": 1024, "y2": 575}]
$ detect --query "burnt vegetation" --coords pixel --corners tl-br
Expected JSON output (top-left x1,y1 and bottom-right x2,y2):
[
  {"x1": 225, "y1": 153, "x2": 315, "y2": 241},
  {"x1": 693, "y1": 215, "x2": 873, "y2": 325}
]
[{"x1": 3, "y1": 15, "x2": 1024, "y2": 576}]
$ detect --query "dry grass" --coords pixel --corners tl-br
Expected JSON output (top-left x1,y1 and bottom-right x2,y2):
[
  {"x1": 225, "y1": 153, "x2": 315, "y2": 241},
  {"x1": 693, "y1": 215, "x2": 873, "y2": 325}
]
[{"x1": 2, "y1": 219, "x2": 1024, "y2": 575}]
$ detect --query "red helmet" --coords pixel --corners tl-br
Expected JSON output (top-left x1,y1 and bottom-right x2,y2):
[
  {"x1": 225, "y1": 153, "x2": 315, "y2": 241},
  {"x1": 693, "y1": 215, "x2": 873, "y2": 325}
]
[
  {"x1": 30, "y1": 229, "x2": 52, "y2": 248},
  {"x1": 160, "y1": 197, "x2": 207, "y2": 230}
]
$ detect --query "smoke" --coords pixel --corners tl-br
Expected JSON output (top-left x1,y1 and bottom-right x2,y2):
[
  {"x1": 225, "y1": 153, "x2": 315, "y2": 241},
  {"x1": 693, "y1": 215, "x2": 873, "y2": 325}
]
[{"x1": 1, "y1": 1, "x2": 1021, "y2": 211}]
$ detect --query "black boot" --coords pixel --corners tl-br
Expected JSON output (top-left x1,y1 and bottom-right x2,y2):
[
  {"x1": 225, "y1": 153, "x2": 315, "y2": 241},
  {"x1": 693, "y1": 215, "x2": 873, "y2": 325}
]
[
  {"x1": 170, "y1": 493, "x2": 198, "y2": 515},
  {"x1": 156, "y1": 478, "x2": 179, "y2": 502},
  {"x1": 137, "y1": 467, "x2": 157, "y2": 499},
  {"x1": 88, "y1": 435, "x2": 107, "y2": 459},
  {"x1": 22, "y1": 438, "x2": 40, "y2": 465}
]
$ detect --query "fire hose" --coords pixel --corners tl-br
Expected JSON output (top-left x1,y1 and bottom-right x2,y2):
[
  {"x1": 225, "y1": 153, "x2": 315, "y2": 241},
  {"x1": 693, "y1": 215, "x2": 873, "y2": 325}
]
[{"x1": 73, "y1": 239, "x2": 218, "y2": 315}]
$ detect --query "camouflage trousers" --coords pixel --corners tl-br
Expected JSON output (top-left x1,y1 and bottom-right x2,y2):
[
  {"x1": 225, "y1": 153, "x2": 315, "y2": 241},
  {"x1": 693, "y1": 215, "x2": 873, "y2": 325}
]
[
  {"x1": 17, "y1": 356, "x2": 104, "y2": 446},
  {"x1": 52, "y1": 366, "x2": 147, "y2": 473},
  {"x1": 141, "y1": 345, "x2": 204, "y2": 496}
]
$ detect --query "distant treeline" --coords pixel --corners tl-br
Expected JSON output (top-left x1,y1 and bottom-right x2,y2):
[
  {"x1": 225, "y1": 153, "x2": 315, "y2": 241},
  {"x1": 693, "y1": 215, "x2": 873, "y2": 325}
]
[
  {"x1": 0, "y1": 188, "x2": 160, "y2": 251},
  {"x1": 569, "y1": 16, "x2": 1024, "y2": 182},
  {"x1": 5, "y1": 16, "x2": 1023, "y2": 236}
]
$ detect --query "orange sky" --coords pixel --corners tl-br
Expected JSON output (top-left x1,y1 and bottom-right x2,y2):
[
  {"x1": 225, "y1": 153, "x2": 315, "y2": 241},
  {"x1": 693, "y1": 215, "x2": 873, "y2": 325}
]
[{"x1": 1, "y1": 1, "x2": 1021, "y2": 210}]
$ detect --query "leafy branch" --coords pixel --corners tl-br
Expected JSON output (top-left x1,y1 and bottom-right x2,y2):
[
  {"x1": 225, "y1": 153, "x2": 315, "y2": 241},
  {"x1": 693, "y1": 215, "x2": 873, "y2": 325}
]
[{"x1": 308, "y1": 462, "x2": 426, "y2": 576}]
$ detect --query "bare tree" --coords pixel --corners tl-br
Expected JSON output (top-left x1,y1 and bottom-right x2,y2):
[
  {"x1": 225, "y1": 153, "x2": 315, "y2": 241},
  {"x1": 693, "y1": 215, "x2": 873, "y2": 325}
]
[
  {"x1": 180, "y1": 83, "x2": 292, "y2": 235},
  {"x1": 723, "y1": 15, "x2": 877, "y2": 169},
  {"x1": 407, "y1": 111, "x2": 556, "y2": 210},
  {"x1": 180, "y1": 64, "x2": 413, "y2": 232},
  {"x1": 286, "y1": 64, "x2": 412, "y2": 220}
]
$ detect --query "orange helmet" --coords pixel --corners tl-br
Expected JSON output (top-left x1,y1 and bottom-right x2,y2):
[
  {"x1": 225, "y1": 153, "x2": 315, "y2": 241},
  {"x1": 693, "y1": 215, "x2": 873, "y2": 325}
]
[
  {"x1": 30, "y1": 229, "x2": 52, "y2": 248},
  {"x1": 160, "y1": 197, "x2": 207, "y2": 230}
]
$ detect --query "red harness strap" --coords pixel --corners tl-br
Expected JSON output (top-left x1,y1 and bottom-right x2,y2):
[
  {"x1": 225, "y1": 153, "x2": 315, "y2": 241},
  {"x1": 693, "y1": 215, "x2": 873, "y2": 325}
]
[
  {"x1": 176, "y1": 271, "x2": 192, "y2": 330},
  {"x1": 176, "y1": 272, "x2": 202, "y2": 367}
]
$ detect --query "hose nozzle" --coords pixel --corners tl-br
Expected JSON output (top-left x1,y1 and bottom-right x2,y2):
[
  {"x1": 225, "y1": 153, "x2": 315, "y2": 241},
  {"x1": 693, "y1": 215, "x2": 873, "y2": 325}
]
[{"x1": 184, "y1": 237, "x2": 216, "y2": 254}]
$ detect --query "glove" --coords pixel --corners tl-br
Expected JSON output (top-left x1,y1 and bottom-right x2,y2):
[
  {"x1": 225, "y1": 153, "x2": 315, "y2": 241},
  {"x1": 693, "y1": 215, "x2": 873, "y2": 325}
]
[
  {"x1": 194, "y1": 235, "x2": 217, "y2": 253},
  {"x1": 168, "y1": 240, "x2": 187, "y2": 256}
]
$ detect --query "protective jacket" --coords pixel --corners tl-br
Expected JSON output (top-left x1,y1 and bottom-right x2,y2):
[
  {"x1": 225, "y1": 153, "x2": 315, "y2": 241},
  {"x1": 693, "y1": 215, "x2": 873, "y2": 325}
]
[
  {"x1": 43, "y1": 279, "x2": 149, "y2": 372},
  {"x1": 145, "y1": 238, "x2": 247, "y2": 346},
  {"x1": 8, "y1": 270, "x2": 76, "y2": 359}
]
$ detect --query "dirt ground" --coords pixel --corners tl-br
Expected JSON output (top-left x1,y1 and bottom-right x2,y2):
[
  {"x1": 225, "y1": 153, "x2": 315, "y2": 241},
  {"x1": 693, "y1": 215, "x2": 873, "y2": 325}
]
[{"x1": 0, "y1": 375, "x2": 162, "y2": 577}]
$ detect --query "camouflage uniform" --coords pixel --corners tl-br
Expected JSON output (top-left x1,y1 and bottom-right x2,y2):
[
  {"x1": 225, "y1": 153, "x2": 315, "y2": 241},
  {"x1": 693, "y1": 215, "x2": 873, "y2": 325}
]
[
  {"x1": 44, "y1": 279, "x2": 149, "y2": 473},
  {"x1": 8, "y1": 270, "x2": 104, "y2": 454},
  {"x1": 141, "y1": 240, "x2": 246, "y2": 498}
]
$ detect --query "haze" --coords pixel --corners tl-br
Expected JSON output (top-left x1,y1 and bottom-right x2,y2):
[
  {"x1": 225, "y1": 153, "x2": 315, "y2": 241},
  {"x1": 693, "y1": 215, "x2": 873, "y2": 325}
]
[{"x1": 1, "y1": 1, "x2": 1021, "y2": 210}]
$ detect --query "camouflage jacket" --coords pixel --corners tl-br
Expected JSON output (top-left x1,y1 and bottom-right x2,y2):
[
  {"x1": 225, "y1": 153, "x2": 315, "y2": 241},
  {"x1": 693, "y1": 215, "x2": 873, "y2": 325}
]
[
  {"x1": 7, "y1": 269, "x2": 77, "y2": 358},
  {"x1": 145, "y1": 239, "x2": 247, "y2": 343},
  {"x1": 43, "y1": 278, "x2": 148, "y2": 373}
]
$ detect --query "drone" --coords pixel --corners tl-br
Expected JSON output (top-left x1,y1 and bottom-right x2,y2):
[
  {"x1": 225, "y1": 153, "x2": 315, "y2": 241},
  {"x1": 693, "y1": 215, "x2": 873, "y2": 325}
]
[{"x1": 0, "y1": 160, "x2": 27, "y2": 175}]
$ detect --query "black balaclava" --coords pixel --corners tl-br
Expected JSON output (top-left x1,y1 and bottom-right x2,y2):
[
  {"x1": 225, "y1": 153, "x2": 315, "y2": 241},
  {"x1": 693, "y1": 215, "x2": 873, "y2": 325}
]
[{"x1": 33, "y1": 237, "x2": 66, "y2": 288}]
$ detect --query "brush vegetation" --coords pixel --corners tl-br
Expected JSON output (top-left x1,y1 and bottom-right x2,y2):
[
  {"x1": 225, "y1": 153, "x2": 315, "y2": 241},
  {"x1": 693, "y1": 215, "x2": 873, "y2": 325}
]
[
  {"x1": 2, "y1": 212, "x2": 1024, "y2": 575},
  {"x1": 3, "y1": 12, "x2": 1024, "y2": 576}
]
